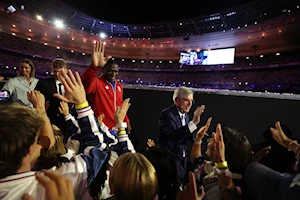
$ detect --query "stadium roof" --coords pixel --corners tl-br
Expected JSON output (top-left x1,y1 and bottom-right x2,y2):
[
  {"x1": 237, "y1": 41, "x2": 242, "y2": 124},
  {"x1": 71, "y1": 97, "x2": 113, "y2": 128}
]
[{"x1": 2, "y1": 0, "x2": 299, "y2": 39}]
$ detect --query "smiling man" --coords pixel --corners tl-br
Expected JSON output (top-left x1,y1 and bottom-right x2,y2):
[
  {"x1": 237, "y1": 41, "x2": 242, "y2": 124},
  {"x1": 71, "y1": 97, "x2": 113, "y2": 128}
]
[
  {"x1": 35, "y1": 58, "x2": 69, "y2": 136},
  {"x1": 158, "y1": 86, "x2": 205, "y2": 187},
  {"x1": 81, "y1": 41, "x2": 130, "y2": 131}
]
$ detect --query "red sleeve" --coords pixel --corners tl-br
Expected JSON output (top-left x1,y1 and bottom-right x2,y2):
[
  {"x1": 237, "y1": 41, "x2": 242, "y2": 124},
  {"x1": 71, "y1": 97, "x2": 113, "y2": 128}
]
[{"x1": 81, "y1": 64, "x2": 100, "y2": 94}]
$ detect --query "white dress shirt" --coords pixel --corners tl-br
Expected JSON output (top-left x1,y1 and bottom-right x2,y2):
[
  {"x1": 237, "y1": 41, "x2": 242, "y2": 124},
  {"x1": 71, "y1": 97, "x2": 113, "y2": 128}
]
[{"x1": 56, "y1": 80, "x2": 65, "y2": 96}]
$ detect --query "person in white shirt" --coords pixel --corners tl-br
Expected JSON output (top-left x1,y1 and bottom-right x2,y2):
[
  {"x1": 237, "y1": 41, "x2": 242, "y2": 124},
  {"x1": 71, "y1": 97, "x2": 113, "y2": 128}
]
[{"x1": 1, "y1": 59, "x2": 38, "y2": 107}]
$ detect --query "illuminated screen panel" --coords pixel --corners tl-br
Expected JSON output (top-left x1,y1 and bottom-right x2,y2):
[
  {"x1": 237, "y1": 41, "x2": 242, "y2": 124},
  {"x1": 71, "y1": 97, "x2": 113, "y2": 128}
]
[
  {"x1": 180, "y1": 51, "x2": 208, "y2": 65},
  {"x1": 180, "y1": 48, "x2": 235, "y2": 65},
  {"x1": 205, "y1": 48, "x2": 235, "y2": 65}
]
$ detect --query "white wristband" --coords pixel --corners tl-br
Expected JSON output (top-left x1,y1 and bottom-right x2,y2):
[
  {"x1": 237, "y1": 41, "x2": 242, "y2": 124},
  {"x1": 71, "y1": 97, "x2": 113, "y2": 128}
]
[
  {"x1": 116, "y1": 122, "x2": 127, "y2": 129},
  {"x1": 194, "y1": 139, "x2": 202, "y2": 145}
]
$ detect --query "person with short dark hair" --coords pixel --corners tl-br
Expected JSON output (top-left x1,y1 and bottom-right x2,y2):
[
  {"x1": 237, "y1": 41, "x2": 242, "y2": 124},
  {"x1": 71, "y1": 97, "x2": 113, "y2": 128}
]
[{"x1": 81, "y1": 41, "x2": 131, "y2": 131}]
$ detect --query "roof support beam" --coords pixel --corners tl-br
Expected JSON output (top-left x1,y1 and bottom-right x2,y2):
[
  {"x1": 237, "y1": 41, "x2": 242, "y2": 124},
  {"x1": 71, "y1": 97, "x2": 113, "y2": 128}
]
[
  {"x1": 167, "y1": 24, "x2": 174, "y2": 37},
  {"x1": 125, "y1": 26, "x2": 132, "y2": 38},
  {"x1": 90, "y1": 19, "x2": 96, "y2": 33},
  {"x1": 145, "y1": 27, "x2": 152, "y2": 39},
  {"x1": 110, "y1": 24, "x2": 114, "y2": 35}
]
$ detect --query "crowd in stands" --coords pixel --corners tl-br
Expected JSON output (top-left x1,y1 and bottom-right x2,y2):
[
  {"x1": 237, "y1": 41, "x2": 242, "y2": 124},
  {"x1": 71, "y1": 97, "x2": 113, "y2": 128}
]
[{"x1": 1, "y1": 31, "x2": 300, "y2": 94}]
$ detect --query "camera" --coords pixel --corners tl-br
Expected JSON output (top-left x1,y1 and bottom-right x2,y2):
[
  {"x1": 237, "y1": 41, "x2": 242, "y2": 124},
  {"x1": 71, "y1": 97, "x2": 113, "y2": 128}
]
[
  {"x1": 193, "y1": 155, "x2": 205, "y2": 194},
  {"x1": 0, "y1": 90, "x2": 11, "y2": 103}
]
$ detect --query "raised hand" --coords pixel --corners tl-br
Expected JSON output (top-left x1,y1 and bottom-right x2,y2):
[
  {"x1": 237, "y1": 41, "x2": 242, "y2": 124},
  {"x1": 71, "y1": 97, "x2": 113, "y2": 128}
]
[
  {"x1": 97, "y1": 113, "x2": 105, "y2": 126},
  {"x1": 28, "y1": 90, "x2": 55, "y2": 154},
  {"x1": 195, "y1": 117, "x2": 212, "y2": 141},
  {"x1": 270, "y1": 121, "x2": 290, "y2": 148},
  {"x1": 252, "y1": 146, "x2": 271, "y2": 162},
  {"x1": 58, "y1": 101, "x2": 69, "y2": 116},
  {"x1": 27, "y1": 90, "x2": 46, "y2": 111},
  {"x1": 176, "y1": 171, "x2": 205, "y2": 200},
  {"x1": 53, "y1": 69, "x2": 86, "y2": 106},
  {"x1": 147, "y1": 139, "x2": 156, "y2": 147},
  {"x1": 212, "y1": 123, "x2": 225, "y2": 163},
  {"x1": 192, "y1": 105, "x2": 205, "y2": 125},
  {"x1": 114, "y1": 98, "x2": 131, "y2": 124},
  {"x1": 92, "y1": 41, "x2": 112, "y2": 68}
]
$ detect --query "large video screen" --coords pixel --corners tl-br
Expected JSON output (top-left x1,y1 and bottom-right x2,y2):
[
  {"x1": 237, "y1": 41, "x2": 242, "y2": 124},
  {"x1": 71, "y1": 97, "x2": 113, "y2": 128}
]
[{"x1": 180, "y1": 48, "x2": 235, "y2": 65}]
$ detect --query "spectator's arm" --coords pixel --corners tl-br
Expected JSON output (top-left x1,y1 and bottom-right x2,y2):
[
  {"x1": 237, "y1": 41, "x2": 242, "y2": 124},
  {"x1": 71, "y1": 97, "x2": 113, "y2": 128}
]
[
  {"x1": 1, "y1": 78, "x2": 14, "y2": 97},
  {"x1": 54, "y1": 69, "x2": 110, "y2": 188},
  {"x1": 270, "y1": 121, "x2": 300, "y2": 156},
  {"x1": 27, "y1": 90, "x2": 55, "y2": 160},
  {"x1": 112, "y1": 98, "x2": 136, "y2": 154},
  {"x1": 190, "y1": 117, "x2": 211, "y2": 163}
]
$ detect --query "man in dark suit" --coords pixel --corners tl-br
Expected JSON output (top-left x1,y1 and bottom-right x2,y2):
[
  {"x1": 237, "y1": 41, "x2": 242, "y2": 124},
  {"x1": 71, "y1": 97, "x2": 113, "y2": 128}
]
[
  {"x1": 35, "y1": 58, "x2": 70, "y2": 137},
  {"x1": 158, "y1": 86, "x2": 205, "y2": 186}
]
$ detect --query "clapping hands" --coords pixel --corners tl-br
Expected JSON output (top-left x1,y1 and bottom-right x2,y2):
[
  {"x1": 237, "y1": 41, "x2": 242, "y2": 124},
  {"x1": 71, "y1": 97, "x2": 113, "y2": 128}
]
[
  {"x1": 192, "y1": 105, "x2": 205, "y2": 125},
  {"x1": 114, "y1": 98, "x2": 131, "y2": 124}
]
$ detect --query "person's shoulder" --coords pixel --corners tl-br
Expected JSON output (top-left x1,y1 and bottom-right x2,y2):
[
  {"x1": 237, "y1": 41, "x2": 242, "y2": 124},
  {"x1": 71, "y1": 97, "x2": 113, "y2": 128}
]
[
  {"x1": 98, "y1": 75, "x2": 105, "y2": 80},
  {"x1": 31, "y1": 77, "x2": 39, "y2": 83},
  {"x1": 116, "y1": 79, "x2": 122, "y2": 84},
  {"x1": 38, "y1": 77, "x2": 55, "y2": 84},
  {"x1": 161, "y1": 104, "x2": 176, "y2": 114},
  {"x1": 36, "y1": 78, "x2": 54, "y2": 90},
  {"x1": 6, "y1": 77, "x2": 19, "y2": 83},
  {"x1": 116, "y1": 80, "x2": 123, "y2": 87},
  {"x1": 8, "y1": 76, "x2": 18, "y2": 81}
]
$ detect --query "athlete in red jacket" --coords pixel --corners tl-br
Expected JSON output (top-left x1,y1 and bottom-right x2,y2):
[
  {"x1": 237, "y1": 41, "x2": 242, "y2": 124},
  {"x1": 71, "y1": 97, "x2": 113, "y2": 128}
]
[{"x1": 81, "y1": 41, "x2": 130, "y2": 130}]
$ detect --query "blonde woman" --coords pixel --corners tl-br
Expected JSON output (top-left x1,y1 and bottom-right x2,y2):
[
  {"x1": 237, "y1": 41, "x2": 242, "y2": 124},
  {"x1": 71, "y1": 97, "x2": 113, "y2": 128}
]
[{"x1": 1, "y1": 59, "x2": 38, "y2": 107}]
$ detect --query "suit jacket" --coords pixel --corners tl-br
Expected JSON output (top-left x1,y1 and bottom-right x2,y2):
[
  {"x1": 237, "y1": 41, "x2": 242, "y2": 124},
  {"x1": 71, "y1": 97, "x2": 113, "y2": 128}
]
[
  {"x1": 35, "y1": 77, "x2": 68, "y2": 136},
  {"x1": 158, "y1": 104, "x2": 193, "y2": 182}
]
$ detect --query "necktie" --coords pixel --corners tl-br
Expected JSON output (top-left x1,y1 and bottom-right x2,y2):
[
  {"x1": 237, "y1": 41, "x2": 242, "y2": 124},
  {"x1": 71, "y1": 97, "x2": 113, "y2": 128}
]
[
  {"x1": 181, "y1": 115, "x2": 186, "y2": 126},
  {"x1": 58, "y1": 83, "x2": 63, "y2": 95}
]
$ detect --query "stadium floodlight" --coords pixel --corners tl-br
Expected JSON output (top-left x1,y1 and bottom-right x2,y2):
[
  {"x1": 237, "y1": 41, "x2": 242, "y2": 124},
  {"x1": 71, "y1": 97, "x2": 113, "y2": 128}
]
[
  {"x1": 99, "y1": 32, "x2": 106, "y2": 39},
  {"x1": 54, "y1": 20, "x2": 64, "y2": 28},
  {"x1": 36, "y1": 15, "x2": 43, "y2": 21}
]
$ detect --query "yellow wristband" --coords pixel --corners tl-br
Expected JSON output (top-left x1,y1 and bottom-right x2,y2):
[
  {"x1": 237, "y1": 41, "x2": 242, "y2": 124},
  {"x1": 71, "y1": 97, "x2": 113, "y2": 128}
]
[
  {"x1": 118, "y1": 130, "x2": 127, "y2": 135},
  {"x1": 215, "y1": 161, "x2": 228, "y2": 168},
  {"x1": 75, "y1": 101, "x2": 89, "y2": 110}
]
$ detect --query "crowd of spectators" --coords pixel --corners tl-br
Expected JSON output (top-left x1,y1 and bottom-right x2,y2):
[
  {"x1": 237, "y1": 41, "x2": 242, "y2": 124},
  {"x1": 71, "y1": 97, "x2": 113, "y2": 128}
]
[{"x1": 1, "y1": 31, "x2": 300, "y2": 93}]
